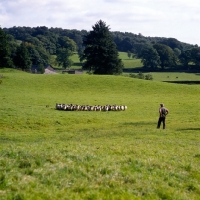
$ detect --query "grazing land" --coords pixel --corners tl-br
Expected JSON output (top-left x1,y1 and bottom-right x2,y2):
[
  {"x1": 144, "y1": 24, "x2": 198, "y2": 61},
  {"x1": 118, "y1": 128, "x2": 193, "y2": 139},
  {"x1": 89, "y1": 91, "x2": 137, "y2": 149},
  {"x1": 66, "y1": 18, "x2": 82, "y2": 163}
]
[
  {"x1": 118, "y1": 52, "x2": 143, "y2": 69},
  {"x1": 53, "y1": 52, "x2": 143, "y2": 70},
  {"x1": 0, "y1": 68, "x2": 200, "y2": 199},
  {"x1": 128, "y1": 72, "x2": 200, "y2": 82}
]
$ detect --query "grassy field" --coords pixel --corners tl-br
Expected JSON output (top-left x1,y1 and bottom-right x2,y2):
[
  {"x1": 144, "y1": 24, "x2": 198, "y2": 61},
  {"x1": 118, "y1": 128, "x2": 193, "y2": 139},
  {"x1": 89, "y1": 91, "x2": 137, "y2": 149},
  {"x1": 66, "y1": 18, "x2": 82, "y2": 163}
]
[
  {"x1": 118, "y1": 52, "x2": 143, "y2": 69},
  {"x1": 52, "y1": 52, "x2": 143, "y2": 70},
  {"x1": 128, "y1": 72, "x2": 200, "y2": 82},
  {"x1": 0, "y1": 68, "x2": 200, "y2": 199}
]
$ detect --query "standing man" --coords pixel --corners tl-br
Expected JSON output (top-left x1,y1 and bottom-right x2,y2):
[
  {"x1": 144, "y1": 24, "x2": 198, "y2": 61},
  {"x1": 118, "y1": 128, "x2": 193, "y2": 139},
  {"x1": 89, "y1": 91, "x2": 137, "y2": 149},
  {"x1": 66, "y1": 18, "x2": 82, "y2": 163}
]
[{"x1": 157, "y1": 103, "x2": 169, "y2": 129}]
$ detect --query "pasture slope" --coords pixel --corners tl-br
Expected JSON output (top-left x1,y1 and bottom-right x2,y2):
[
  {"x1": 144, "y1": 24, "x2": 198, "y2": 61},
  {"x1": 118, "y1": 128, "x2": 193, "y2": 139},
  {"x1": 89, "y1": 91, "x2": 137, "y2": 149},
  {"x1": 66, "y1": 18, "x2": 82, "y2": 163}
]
[
  {"x1": 0, "y1": 68, "x2": 200, "y2": 200},
  {"x1": 61, "y1": 52, "x2": 143, "y2": 69}
]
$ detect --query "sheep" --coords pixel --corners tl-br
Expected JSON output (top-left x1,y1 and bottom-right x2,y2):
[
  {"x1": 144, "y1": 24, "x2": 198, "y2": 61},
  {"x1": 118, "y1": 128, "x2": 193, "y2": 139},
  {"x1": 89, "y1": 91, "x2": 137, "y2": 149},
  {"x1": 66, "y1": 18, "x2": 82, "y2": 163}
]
[
  {"x1": 56, "y1": 103, "x2": 62, "y2": 110},
  {"x1": 102, "y1": 105, "x2": 109, "y2": 111},
  {"x1": 120, "y1": 105, "x2": 125, "y2": 111},
  {"x1": 96, "y1": 105, "x2": 101, "y2": 111},
  {"x1": 55, "y1": 103, "x2": 127, "y2": 111}
]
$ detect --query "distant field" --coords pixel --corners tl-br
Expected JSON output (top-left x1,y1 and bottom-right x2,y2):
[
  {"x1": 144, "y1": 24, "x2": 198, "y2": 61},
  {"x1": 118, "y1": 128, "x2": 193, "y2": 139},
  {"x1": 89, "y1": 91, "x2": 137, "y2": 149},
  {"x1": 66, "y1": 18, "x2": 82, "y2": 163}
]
[
  {"x1": 119, "y1": 52, "x2": 143, "y2": 69},
  {"x1": 52, "y1": 52, "x2": 143, "y2": 70},
  {"x1": 127, "y1": 72, "x2": 200, "y2": 82},
  {"x1": 70, "y1": 53, "x2": 82, "y2": 69},
  {"x1": 0, "y1": 68, "x2": 200, "y2": 199}
]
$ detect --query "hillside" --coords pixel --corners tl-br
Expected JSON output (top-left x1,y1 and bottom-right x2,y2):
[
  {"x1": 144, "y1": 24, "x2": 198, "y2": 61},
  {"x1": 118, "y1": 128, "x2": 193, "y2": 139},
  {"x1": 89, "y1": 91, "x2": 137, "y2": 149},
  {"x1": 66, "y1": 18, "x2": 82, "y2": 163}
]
[
  {"x1": 1, "y1": 69, "x2": 199, "y2": 131},
  {"x1": 2, "y1": 26, "x2": 200, "y2": 74},
  {"x1": 0, "y1": 70, "x2": 200, "y2": 199},
  {"x1": 4, "y1": 26, "x2": 194, "y2": 54}
]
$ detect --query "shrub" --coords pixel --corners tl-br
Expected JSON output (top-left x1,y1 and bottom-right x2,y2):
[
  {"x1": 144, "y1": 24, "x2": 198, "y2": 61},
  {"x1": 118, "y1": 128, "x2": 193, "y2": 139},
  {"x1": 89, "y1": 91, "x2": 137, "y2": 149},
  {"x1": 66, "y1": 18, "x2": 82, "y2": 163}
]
[
  {"x1": 129, "y1": 72, "x2": 153, "y2": 80},
  {"x1": 129, "y1": 73, "x2": 137, "y2": 78},
  {"x1": 145, "y1": 74, "x2": 153, "y2": 80},
  {"x1": 137, "y1": 72, "x2": 145, "y2": 79},
  {"x1": 86, "y1": 71, "x2": 93, "y2": 75},
  {"x1": 38, "y1": 64, "x2": 45, "y2": 74}
]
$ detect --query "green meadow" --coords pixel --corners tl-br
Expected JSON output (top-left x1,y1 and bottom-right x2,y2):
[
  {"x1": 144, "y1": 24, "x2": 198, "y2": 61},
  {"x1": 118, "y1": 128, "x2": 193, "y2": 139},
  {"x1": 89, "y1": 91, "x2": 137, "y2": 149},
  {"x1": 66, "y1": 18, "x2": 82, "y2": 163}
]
[
  {"x1": 0, "y1": 68, "x2": 200, "y2": 199},
  {"x1": 119, "y1": 52, "x2": 143, "y2": 69},
  {"x1": 56, "y1": 52, "x2": 143, "y2": 70}
]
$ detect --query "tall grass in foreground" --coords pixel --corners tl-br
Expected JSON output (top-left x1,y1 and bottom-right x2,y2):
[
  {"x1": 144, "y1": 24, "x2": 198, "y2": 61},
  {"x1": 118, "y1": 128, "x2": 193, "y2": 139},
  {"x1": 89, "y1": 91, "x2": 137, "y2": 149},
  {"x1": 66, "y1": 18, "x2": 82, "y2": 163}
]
[{"x1": 0, "y1": 69, "x2": 200, "y2": 199}]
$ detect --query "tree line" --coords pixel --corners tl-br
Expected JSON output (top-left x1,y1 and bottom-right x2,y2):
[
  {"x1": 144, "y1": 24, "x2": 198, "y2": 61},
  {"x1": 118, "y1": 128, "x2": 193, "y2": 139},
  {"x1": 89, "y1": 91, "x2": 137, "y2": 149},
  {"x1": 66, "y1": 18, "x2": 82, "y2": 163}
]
[
  {"x1": 137, "y1": 42, "x2": 200, "y2": 70},
  {"x1": 0, "y1": 26, "x2": 77, "y2": 73},
  {"x1": 1, "y1": 20, "x2": 200, "y2": 74}
]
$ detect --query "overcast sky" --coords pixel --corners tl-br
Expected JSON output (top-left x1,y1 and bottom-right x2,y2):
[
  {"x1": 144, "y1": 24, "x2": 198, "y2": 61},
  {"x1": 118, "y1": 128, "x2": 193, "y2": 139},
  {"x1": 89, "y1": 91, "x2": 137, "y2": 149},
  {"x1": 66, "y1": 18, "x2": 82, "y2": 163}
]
[{"x1": 0, "y1": 0, "x2": 200, "y2": 45}]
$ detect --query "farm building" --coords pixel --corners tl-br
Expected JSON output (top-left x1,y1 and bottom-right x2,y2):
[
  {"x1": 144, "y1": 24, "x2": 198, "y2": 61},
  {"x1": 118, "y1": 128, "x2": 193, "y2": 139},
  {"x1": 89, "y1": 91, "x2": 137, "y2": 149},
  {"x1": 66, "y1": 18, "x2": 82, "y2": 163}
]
[
  {"x1": 44, "y1": 65, "x2": 57, "y2": 74},
  {"x1": 31, "y1": 65, "x2": 56, "y2": 74},
  {"x1": 62, "y1": 69, "x2": 83, "y2": 74}
]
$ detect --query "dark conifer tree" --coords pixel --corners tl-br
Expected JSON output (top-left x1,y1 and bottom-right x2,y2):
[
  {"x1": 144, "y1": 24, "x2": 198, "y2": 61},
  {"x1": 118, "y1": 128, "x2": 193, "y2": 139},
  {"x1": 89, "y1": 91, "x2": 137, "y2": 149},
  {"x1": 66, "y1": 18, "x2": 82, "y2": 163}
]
[
  {"x1": 82, "y1": 20, "x2": 123, "y2": 74},
  {"x1": 0, "y1": 27, "x2": 13, "y2": 68},
  {"x1": 14, "y1": 42, "x2": 32, "y2": 70},
  {"x1": 190, "y1": 47, "x2": 200, "y2": 68},
  {"x1": 179, "y1": 49, "x2": 191, "y2": 68}
]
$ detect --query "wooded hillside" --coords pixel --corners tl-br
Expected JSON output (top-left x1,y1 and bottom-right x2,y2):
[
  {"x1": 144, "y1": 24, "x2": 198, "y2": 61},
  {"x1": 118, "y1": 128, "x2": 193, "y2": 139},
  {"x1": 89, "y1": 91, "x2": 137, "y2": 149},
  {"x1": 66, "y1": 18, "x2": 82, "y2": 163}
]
[{"x1": 1, "y1": 25, "x2": 200, "y2": 72}]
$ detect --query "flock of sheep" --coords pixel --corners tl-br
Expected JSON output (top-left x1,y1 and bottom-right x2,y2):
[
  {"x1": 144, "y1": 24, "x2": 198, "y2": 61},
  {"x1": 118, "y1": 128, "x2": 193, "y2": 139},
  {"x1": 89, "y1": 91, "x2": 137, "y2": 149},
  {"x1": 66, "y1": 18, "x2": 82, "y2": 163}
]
[{"x1": 56, "y1": 103, "x2": 127, "y2": 111}]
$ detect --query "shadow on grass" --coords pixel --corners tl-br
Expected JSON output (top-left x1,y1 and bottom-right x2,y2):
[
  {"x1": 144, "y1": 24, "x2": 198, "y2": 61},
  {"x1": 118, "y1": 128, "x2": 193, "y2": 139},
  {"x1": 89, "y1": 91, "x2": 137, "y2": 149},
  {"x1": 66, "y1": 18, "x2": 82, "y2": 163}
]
[
  {"x1": 123, "y1": 121, "x2": 156, "y2": 126},
  {"x1": 177, "y1": 128, "x2": 200, "y2": 131},
  {"x1": 123, "y1": 58, "x2": 135, "y2": 60},
  {"x1": 163, "y1": 81, "x2": 200, "y2": 85}
]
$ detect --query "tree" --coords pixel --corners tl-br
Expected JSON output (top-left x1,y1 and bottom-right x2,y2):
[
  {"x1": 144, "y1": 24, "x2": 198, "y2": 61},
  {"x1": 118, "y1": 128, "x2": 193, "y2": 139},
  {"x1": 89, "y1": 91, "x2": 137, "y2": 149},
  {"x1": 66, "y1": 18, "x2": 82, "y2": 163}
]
[
  {"x1": 160, "y1": 38, "x2": 183, "y2": 50},
  {"x1": 0, "y1": 27, "x2": 13, "y2": 68},
  {"x1": 36, "y1": 34, "x2": 57, "y2": 54},
  {"x1": 56, "y1": 36, "x2": 76, "y2": 69},
  {"x1": 82, "y1": 20, "x2": 123, "y2": 74},
  {"x1": 179, "y1": 49, "x2": 191, "y2": 69},
  {"x1": 127, "y1": 51, "x2": 132, "y2": 59},
  {"x1": 140, "y1": 46, "x2": 160, "y2": 69},
  {"x1": 173, "y1": 48, "x2": 181, "y2": 57},
  {"x1": 153, "y1": 43, "x2": 176, "y2": 69},
  {"x1": 38, "y1": 63, "x2": 45, "y2": 74},
  {"x1": 190, "y1": 47, "x2": 200, "y2": 68},
  {"x1": 26, "y1": 44, "x2": 49, "y2": 67},
  {"x1": 7, "y1": 35, "x2": 20, "y2": 61},
  {"x1": 13, "y1": 42, "x2": 32, "y2": 70},
  {"x1": 120, "y1": 37, "x2": 134, "y2": 52},
  {"x1": 56, "y1": 48, "x2": 73, "y2": 68}
]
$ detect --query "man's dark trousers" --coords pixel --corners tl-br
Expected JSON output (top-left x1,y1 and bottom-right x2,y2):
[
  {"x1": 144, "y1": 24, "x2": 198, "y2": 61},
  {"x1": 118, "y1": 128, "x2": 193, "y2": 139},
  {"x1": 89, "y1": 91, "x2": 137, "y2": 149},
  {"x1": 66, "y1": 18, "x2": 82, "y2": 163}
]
[{"x1": 157, "y1": 117, "x2": 166, "y2": 129}]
